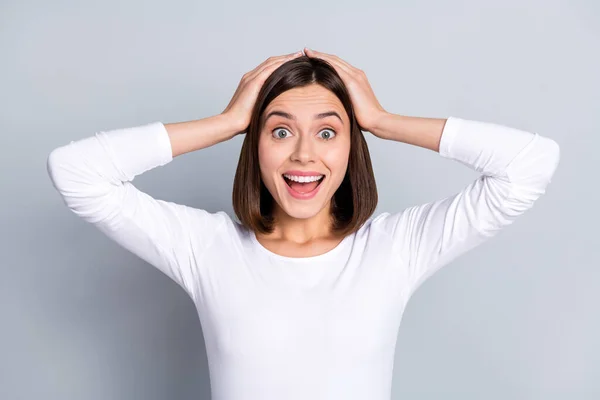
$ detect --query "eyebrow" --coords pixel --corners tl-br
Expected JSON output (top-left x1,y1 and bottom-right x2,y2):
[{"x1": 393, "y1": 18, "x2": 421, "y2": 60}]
[{"x1": 263, "y1": 110, "x2": 344, "y2": 125}]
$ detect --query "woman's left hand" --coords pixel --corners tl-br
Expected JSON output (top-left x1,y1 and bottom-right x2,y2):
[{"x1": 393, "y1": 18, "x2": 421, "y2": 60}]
[{"x1": 303, "y1": 47, "x2": 388, "y2": 135}]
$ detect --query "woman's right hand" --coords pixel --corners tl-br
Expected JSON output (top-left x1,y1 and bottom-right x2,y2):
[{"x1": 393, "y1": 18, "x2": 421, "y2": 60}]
[{"x1": 222, "y1": 50, "x2": 304, "y2": 134}]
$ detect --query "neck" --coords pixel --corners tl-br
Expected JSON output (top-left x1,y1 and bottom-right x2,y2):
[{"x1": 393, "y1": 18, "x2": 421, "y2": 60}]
[{"x1": 266, "y1": 202, "x2": 335, "y2": 244}]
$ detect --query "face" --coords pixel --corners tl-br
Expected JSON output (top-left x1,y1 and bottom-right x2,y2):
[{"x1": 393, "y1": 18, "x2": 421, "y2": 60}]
[{"x1": 258, "y1": 84, "x2": 351, "y2": 221}]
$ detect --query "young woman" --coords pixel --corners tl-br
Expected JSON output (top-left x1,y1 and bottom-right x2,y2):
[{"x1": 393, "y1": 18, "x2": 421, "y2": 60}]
[{"x1": 47, "y1": 48, "x2": 560, "y2": 400}]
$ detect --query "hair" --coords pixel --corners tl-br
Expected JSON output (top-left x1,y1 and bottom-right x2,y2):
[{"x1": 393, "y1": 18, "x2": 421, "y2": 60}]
[{"x1": 232, "y1": 55, "x2": 378, "y2": 237}]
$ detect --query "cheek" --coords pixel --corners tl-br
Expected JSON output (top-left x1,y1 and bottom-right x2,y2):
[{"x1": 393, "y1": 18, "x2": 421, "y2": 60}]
[
  {"x1": 258, "y1": 140, "x2": 286, "y2": 180},
  {"x1": 322, "y1": 144, "x2": 350, "y2": 178}
]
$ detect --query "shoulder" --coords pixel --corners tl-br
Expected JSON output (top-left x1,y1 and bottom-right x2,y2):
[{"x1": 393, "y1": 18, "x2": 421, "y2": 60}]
[
  {"x1": 344, "y1": 211, "x2": 409, "y2": 255},
  {"x1": 184, "y1": 207, "x2": 252, "y2": 244},
  {"x1": 361, "y1": 211, "x2": 409, "y2": 239},
  {"x1": 184, "y1": 207, "x2": 231, "y2": 228}
]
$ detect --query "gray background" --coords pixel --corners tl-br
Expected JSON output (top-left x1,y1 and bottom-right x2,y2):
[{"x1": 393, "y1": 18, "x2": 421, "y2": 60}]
[{"x1": 1, "y1": 0, "x2": 598, "y2": 399}]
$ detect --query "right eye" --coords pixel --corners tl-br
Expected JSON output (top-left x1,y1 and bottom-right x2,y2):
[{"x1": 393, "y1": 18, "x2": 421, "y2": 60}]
[{"x1": 272, "y1": 127, "x2": 292, "y2": 139}]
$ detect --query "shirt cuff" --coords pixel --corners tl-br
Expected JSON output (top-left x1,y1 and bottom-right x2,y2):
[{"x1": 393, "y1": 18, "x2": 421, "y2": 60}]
[
  {"x1": 438, "y1": 116, "x2": 463, "y2": 159},
  {"x1": 436, "y1": 116, "x2": 538, "y2": 176}
]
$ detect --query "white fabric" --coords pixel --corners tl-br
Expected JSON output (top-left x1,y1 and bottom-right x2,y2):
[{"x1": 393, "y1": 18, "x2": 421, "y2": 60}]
[{"x1": 47, "y1": 116, "x2": 560, "y2": 400}]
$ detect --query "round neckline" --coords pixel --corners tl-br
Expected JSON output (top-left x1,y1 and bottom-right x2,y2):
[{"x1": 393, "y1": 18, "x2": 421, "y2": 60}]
[{"x1": 250, "y1": 230, "x2": 354, "y2": 263}]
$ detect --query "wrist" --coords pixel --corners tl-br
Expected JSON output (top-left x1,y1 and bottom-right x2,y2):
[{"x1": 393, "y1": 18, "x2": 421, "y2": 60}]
[
  {"x1": 219, "y1": 112, "x2": 248, "y2": 136},
  {"x1": 369, "y1": 111, "x2": 395, "y2": 140}
]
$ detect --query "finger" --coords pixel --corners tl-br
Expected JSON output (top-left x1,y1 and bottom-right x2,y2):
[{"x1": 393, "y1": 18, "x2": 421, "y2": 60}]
[
  {"x1": 245, "y1": 52, "x2": 300, "y2": 82},
  {"x1": 309, "y1": 49, "x2": 355, "y2": 75},
  {"x1": 225, "y1": 52, "x2": 301, "y2": 115},
  {"x1": 253, "y1": 51, "x2": 302, "y2": 74},
  {"x1": 306, "y1": 48, "x2": 356, "y2": 71},
  {"x1": 246, "y1": 51, "x2": 302, "y2": 82},
  {"x1": 304, "y1": 48, "x2": 357, "y2": 77}
]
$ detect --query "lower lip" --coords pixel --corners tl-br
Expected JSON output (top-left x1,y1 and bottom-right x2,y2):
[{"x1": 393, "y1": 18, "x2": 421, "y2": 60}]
[{"x1": 284, "y1": 177, "x2": 324, "y2": 200}]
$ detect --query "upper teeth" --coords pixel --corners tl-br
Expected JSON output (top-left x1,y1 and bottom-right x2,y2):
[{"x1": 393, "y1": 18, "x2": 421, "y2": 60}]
[{"x1": 284, "y1": 174, "x2": 324, "y2": 183}]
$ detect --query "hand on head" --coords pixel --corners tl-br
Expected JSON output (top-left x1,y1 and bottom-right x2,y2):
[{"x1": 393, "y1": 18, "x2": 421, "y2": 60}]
[
  {"x1": 222, "y1": 48, "x2": 387, "y2": 136},
  {"x1": 303, "y1": 48, "x2": 387, "y2": 134},
  {"x1": 222, "y1": 50, "x2": 304, "y2": 134}
]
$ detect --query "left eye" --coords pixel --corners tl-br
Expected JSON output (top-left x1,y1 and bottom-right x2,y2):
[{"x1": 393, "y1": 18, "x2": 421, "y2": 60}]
[{"x1": 318, "y1": 129, "x2": 336, "y2": 140}]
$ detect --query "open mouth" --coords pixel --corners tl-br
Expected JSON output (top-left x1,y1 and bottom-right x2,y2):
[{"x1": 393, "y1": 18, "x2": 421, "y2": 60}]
[{"x1": 282, "y1": 174, "x2": 325, "y2": 195}]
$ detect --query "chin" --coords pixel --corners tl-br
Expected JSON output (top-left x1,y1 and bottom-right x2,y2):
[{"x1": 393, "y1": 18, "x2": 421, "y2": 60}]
[{"x1": 279, "y1": 202, "x2": 328, "y2": 220}]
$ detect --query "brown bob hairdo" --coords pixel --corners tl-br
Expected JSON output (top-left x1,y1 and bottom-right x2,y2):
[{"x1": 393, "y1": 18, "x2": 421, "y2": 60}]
[{"x1": 232, "y1": 55, "x2": 378, "y2": 237}]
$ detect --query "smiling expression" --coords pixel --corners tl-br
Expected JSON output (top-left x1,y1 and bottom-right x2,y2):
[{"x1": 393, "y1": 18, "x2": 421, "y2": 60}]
[{"x1": 258, "y1": 84, "x2": 351, "y2": 220}]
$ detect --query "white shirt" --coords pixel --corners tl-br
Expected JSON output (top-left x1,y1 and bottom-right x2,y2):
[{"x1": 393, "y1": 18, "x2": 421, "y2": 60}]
[{"x1": 47, "y1": 116, "x2": 560, "y2": 400}]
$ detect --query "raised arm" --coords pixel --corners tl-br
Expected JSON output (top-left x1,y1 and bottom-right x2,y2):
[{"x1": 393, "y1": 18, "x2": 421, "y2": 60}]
[
  {"x1": 46, "y1": 114, "x2": 239, "y2": 300},
  {"x1": 46, "y1": 51, "x2": 304, "y2": 300},
  {"x1": 292, "y1": 49, "x2": 560, "y2": 300},
  {"x1": 372, "y1": 115, "x2": 561, "y2": 300}
]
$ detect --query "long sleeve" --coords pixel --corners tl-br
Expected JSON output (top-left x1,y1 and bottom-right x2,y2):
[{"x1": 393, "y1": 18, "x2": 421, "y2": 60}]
[
  {"x1": 375, "y1": 116, "x2": 561, "y2": 301},
  {"x1": 46, "y1": 122, "x2": 227, "y2": 301}
]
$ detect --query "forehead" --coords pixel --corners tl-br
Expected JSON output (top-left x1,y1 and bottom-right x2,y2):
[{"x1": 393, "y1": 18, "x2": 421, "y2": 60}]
[{"x1": 263, "y1": 84, "x2": 346, "y2": 122}]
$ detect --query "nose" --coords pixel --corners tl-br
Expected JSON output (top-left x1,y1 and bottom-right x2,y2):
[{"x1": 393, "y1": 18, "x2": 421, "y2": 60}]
[{"x1": 290, "y1": 134, "x2": 316, "y2": 164}]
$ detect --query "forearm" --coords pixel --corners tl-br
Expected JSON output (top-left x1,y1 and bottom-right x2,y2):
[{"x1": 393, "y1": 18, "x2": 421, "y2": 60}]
[
  {"x1": 371, "y1": 113, "x2": 447, "y2": 152},
  {"x1": 164, "y1": 113, "x2": 242, "y2": 157}
]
